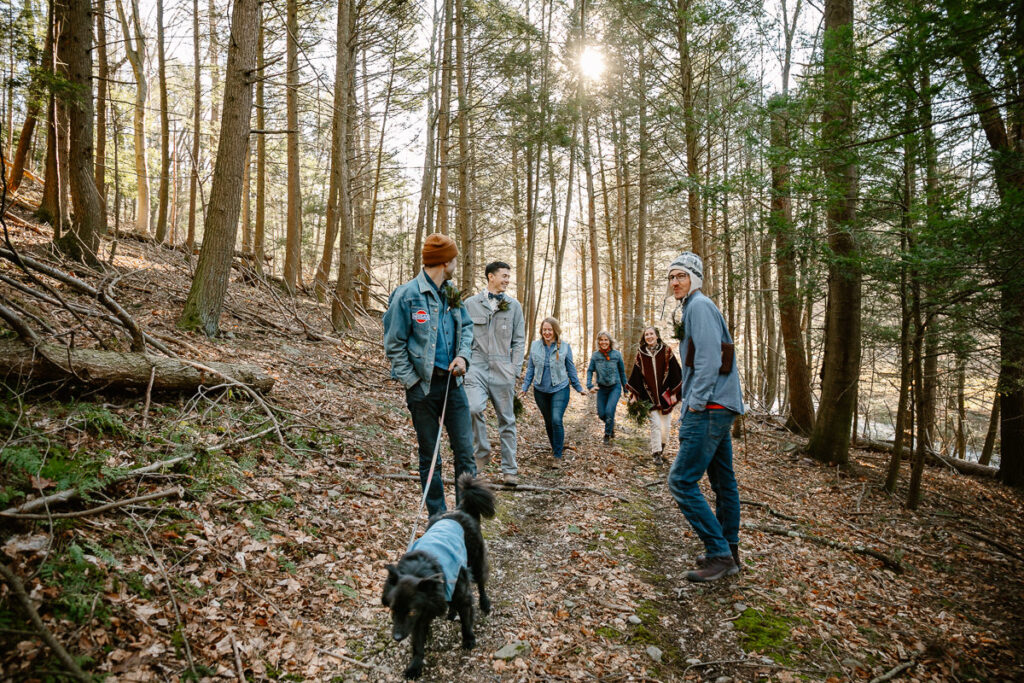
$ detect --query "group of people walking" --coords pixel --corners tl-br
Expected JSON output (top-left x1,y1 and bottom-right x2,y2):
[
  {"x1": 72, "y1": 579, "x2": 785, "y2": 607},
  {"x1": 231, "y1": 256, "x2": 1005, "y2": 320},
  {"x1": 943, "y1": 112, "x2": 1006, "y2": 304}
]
[{"x1": 383, "y1": 234, "x2": 746, "y2": 582}]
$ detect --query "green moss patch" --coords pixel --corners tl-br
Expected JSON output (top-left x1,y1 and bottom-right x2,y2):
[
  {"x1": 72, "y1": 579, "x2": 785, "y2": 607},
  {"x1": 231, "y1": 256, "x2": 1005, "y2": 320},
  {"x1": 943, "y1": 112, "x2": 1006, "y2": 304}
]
[{"x1": 734, "y1": 606, "x2": 804, "y2": 666}]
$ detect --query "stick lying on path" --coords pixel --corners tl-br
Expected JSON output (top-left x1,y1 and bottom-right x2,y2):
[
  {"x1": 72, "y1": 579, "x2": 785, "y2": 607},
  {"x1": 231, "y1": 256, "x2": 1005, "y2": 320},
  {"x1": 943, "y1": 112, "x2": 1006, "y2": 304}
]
[
  {"x1": 0, "y1": 562, "x2": 90, "y2": 681},
  {"x1": 742, "y1": 521, "x2": 903, "y2": 573},
  {"x1": 375, "y1": 473, "x2": 633, "y2": 504},
  {"x1": 0, "y1": 486, "x2": 182, "y2": 520}
]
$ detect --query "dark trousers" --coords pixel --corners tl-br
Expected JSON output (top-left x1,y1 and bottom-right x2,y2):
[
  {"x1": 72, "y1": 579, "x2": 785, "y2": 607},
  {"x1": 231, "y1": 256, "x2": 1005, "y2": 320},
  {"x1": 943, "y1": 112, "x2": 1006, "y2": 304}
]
[
  {"x1": 534, "y1": 385, "x2": 570, "y2": 459},
  {"x1": 596, "y1": 384, "x2": 621, "y2": 437},
  {"x1": 405, "y1": 372, "x2": 476, "y2": 517}
]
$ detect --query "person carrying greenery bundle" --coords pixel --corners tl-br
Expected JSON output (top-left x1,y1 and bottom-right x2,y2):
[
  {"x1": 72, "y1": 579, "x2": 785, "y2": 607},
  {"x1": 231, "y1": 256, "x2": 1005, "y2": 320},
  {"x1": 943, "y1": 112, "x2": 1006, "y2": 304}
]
[{"x1": 625, "y1": 326, "x2": 682, "y2": 465}]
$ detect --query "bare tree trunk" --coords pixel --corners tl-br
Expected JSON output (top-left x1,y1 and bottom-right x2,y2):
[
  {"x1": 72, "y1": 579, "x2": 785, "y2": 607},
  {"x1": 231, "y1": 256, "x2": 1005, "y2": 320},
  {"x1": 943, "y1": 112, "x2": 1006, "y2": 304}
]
[
  {"x1": 676, "y1": 0, "x2": 702, "y2": 259},
  {"x1": 283, "y1": 0, "x2": 303, "y2": 293},
  {"x1": 413, "y1": 0, "x2": 441, "y2": 276},
  {"x1": 979, "y1": 393, "x2": 999, "y2": 466},
  {"x1": 595, "y1": 123, "x2": 619, "y2": 341},
  {"x1": 435, "y1": 0, "x2": 453, "y2": 236},
  {"x1": 154, "y1": 0, "x2": 170, "y2": 242},
  {"x1": 53, "y1": 0, "x2": 104, "y2": 264},
  {"x1": 455, "y1": 0, "x2": 473, "y2": 292},
  {"x1": 94, "y1": 0, "x2": 108, "y2": 226},
  {"x1": 178, "y1": 0, "x2": 258, "y2": 336},
  {"x1": 36, "y1": 0, "x2": 61, "y2": 228},
  {"x1": 115, "y1": 0, "x2": 150, "y2": 235},
  {"x1": 187, "y1": 0, "x2": 201, "y2": 250},
  {"x1": 769, "y1": 96, "x2": 814, "y2": 433},
  {"x1": 330, "y1": 0, "x2": 356, "y2": 329},
  {"x1": 513, "y1": 145, "x2": 524, "y2": 301},
  {"x1": 807, "y1": 0, "x2": 861, "y2": 466},
  {"x1": 632, "y1": 46, "x2": 648, "y2": 345}
]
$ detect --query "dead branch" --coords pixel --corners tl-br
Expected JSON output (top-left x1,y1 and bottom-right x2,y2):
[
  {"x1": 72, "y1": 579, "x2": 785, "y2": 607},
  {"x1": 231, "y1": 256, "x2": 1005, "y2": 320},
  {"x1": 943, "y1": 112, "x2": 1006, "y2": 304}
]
[
  {"x1": 869, "y1": 660, "x2": 915, "y2": 683},
  {"x1": 858, "y1": 438, "x2": 997, "y2": 478},
  {"x1": 742, "y1": 522, "x2": 904, "y2": 573},
  {"x1": 0, "y1": 562, "x2": 90, "y2": 681},
  {"x1": 0, "y1": 486, "x2": 182, "y2": 520}
]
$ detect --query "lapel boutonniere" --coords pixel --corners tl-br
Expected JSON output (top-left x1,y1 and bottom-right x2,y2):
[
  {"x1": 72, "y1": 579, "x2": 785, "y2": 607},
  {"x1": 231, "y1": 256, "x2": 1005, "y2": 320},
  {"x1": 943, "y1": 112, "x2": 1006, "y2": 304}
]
[
  {"x1": 497, "y1": 298, "x2": 510, "y2": 312},
  {"x1": 442, "y1": 282, "x2": 464, "y2": 308}
]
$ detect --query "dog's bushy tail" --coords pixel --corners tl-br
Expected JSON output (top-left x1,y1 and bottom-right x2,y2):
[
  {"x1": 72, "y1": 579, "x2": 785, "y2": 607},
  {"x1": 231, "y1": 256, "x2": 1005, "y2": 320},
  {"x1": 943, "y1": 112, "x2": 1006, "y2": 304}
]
[{"x1": 457, "y1": 473, "x2": 496, "y2": 520}]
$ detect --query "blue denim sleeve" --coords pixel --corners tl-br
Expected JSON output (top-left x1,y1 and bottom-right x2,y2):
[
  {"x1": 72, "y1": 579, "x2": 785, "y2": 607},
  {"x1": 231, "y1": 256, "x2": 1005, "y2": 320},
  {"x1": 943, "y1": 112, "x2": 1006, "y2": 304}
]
[
  {"x1": 522, "y1": 353, "x2": 536, "y2": 392},
  {"x1": 687, "y1": 299, "x2": 723, "y2": 411},
  {"x1": 586, "y1": 353, "x2": 597, "y2": 389},
  {"x1": 382, "y1": 288, "x2": 419, "y2": 389},
  {"x1": 564, "y1": 345, "x2": 584, "y2": 393},
  {"x1": 616, "y1": 352, "x2": 628, "y2": 388}
]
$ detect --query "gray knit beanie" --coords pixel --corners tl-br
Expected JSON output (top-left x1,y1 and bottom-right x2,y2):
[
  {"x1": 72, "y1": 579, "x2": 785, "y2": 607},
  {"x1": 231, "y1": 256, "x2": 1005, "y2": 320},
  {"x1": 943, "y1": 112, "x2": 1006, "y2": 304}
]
[{"x1": 667, "y1": 251, "x2": 703, "y2": 295}]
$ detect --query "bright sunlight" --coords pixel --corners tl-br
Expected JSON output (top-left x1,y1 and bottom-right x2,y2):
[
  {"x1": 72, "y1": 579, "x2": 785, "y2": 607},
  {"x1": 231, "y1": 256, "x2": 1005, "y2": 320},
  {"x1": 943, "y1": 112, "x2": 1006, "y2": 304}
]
[{"x1": 579, "y1": 45, "x2": 606, "y2": 80}]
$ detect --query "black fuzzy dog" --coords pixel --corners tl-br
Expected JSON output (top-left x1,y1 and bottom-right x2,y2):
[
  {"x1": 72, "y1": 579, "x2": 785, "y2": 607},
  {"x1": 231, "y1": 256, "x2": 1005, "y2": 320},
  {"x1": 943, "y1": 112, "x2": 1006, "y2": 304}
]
[{"x1": 382, "y1": 474, "x2": 496, "y2": 679}]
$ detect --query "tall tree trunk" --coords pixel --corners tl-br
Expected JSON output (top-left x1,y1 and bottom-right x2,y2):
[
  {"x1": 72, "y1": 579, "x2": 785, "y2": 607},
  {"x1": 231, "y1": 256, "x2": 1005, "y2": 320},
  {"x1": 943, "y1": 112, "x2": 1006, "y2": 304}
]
[
  {"x1": 53, "y1": 0, "x2": 104, "y2": 264},
  {"x1": 595, "y1": 123, "x2": 619, "y2": 341},
  {"x1": 632, "y1": 46, "x2": 648, "y2": 346},
  {"x1": 154, "y1": 0, "x2": 170, "y2": 242},
  {"x1": 513, "y1": 145, "x2": 524, "y2": 301},
  {"x1": 364, "y1": 35, "x2": 399, "y2": 294},
  {"x1": 807, "y1": 0, "x2": 861, "y2": 465},
  {"x1": 768, "y1": 95, "x2": 814, "y2": 433},
  {"x1": 178, "y1": 0, "x2": 258, "y2": 336},
  {"x1": 413, "y1": 0, "x2": 440, "y2": 276},
  {"x1": 8, "y1": 2, "x2": 41, "y2": 194},
  {"x1": 455, "y1": 0, "x2": 473, "y2": 293},
  {"x1": 435, "y1": 0, "x2": 453, "y2": 236},
  {"x1": 978, "y1": 393, "x2": 999, "y2": 466},
  {"x1": 116, "y1": 0, "x2": 151, "y2": 235},
  {"x1": 552, "y1": 129, "x2": 575, "y2": 321},
  {"x1": 93, "y1": 0, "x2": 107, "y2": 226},
  {"x1": 36, "y1": 0, "x2": 60, "y2": 228},
  {"x1": 582, "y1": 100, "x2": 602, "y2": 338},
  {"x1": 283, "y1": 0, "x2": 303, "y2": 293},
  {"x1": 187, "y1": 0, "x2": 201, "y2": 250},
  {"x1": 330, "y1": 0, "x2": 356, "y2": 329},
  {"x1": 676, "y1": 0, "x2": 702, "y2": 259}
]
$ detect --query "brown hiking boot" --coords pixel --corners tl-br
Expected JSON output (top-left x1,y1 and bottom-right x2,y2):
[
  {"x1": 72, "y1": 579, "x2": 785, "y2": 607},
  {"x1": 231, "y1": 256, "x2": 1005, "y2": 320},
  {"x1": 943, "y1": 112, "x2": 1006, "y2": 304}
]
[
  {"x1": 697, "y1": 543, "x2": 740, "y2": 569},
  {"x1": 503, "y1": 474, "x2": 518, "y2": 487},
  {"x1": 686, "y1": 555, "x2": 739, "y2": 582}
]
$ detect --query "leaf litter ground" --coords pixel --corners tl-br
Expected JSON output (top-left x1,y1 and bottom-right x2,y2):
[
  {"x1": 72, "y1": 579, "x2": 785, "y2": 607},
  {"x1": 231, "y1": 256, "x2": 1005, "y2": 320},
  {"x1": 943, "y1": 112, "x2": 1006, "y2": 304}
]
[{"x1": 1, "y1": 231, "x2": 1023, "y2": 681}]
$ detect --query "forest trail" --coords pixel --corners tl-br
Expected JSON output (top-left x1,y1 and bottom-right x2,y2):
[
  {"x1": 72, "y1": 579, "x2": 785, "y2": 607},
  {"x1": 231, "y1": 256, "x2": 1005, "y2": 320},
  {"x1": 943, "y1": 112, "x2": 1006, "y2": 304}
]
[{"x1": 2, "y1": 233, "x2": 1023, "y2": 681}]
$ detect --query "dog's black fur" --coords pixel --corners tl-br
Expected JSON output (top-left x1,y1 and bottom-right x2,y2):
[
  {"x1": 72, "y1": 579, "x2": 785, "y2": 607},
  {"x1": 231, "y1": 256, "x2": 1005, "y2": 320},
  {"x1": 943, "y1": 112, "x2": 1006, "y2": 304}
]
[{"x1": 382, "y1": 474, "x2": 496, "y2": 679}]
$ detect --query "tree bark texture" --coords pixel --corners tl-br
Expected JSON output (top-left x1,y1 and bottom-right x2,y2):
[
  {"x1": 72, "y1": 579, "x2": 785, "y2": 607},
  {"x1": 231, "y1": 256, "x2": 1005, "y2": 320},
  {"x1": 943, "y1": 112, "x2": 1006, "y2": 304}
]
[
  {"x1": 53, "y1": 0, "x2": 104, "y2": 264},
  {"x1": 330, "y1": 0, "x2": 356, "y2": 329},
  {"x1": 807, "y1": 0, "x2": 861, "y2": 465},
  {"x1": 115, "y1": 0, "x2": 151, "y2": 235},
  {"x1": 0, "y1": 341, "x2": 275, "y2": 393},
  {"x1": 283, "y1": 0, "x2": 303, "y2": 294},
  {"x1": 178, "y1": 0, "x2": 258, "y2": 336}
]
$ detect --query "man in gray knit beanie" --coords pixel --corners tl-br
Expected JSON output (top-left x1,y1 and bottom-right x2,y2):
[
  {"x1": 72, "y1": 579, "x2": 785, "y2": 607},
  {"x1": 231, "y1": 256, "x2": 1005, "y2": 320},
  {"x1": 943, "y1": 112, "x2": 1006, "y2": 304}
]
[{"x1": 665, "y1": 251, "x2": 746, "y2": 582}]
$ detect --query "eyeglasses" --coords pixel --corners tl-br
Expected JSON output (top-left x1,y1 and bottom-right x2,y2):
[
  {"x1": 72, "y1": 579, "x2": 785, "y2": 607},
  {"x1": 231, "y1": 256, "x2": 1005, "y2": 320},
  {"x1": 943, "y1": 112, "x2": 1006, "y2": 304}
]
[{"x1": 668, "y1": 273, "x2": 690, "y2": 283}]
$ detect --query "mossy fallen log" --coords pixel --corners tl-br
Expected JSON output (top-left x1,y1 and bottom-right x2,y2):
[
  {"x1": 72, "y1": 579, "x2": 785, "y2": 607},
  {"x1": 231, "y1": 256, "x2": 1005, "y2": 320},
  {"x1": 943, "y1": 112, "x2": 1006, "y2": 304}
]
[{"x1": 0, "y1": 340, "x2": 275, "y2": 393}]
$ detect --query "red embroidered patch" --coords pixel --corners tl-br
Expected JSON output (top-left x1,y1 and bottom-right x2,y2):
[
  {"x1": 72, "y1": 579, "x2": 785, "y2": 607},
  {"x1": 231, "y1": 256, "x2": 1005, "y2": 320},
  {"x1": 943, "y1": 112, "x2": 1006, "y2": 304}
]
[{"x1": 413, "y1": 310, "x2": 429, "y2": 324}]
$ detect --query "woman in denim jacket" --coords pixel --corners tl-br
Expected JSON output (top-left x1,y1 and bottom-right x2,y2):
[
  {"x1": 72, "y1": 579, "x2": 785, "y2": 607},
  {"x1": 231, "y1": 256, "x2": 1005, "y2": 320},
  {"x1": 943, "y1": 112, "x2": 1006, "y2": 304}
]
[
  {"x1": 520, "y1": 317, "x2": 586, "y2": 466},
  {"x1": 586, "y1": 331, "x2": 628, "y2": 444}
]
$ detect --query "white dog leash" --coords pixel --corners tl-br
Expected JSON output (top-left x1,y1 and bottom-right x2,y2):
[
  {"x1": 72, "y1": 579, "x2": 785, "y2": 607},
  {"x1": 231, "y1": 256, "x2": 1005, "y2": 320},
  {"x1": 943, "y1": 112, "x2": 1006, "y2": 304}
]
[{"x1": 407, "y1": 370, "x2": 454, "y2": 549}]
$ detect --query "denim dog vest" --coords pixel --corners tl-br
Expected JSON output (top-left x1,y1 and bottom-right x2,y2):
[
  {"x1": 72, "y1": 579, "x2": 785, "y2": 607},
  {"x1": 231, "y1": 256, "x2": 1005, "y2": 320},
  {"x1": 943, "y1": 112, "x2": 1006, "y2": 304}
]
[{"x1": 409, "y1": 518, "x2": 467, "y2": 601}]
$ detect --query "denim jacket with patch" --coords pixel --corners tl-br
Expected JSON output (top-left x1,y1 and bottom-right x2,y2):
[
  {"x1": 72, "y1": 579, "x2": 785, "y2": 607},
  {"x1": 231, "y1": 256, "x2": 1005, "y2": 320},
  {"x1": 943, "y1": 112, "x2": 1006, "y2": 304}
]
[{"x1": 383, "y1": 270, "x2": 474, "y2": 394}]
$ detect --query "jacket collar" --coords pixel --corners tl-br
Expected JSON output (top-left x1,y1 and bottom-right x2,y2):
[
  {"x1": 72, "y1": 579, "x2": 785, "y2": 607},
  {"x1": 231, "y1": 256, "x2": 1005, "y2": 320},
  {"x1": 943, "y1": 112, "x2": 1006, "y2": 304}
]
[{"x1": 416, "y1": 269, "x2": 447, "y2": 298}]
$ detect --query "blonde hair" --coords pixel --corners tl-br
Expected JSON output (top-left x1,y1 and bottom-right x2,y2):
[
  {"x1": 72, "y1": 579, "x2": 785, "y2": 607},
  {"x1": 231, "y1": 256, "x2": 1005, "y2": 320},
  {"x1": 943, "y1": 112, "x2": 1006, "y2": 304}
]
[{"x1": 540, "y1": 317, "x2": 562, "y2": 358}]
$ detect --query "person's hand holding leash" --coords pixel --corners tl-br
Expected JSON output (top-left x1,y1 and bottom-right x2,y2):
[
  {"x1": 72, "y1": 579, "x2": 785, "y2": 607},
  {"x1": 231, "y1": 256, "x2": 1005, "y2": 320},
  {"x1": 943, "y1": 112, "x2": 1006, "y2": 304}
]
[{"x1": 449, "y1": 356, "x2": 467, "y2": 377}]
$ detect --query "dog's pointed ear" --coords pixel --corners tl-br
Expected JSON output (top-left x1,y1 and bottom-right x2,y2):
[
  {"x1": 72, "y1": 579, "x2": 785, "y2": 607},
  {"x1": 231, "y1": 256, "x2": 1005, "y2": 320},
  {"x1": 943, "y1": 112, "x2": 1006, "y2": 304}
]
[
  {"x1": 418, "y1": 572, "x2": 445, "y2": 592},
  {"x1": 385, "y1": 564, "x2": 399, "y2": 584}
]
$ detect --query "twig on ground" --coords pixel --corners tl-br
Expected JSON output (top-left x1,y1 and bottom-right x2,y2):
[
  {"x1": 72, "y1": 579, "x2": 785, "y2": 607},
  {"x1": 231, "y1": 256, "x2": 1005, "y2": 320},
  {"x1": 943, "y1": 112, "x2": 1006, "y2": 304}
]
[
  {"x1": 740, "y1": 499, "x2": 804, "y2": 523},
  {"x1": 230, "y1": 633, "x2": 245, "y2": 680},
  {"x1": 142, "y1": 364, "x2": 156, "y2": 429},
  {"x1": 0, "y1": 562, "x2": 90, "y2": 681},
  {"x1": 742, "y1": 522, "x2": 903, "y2": 573},
  {"x1": 315, "y1": 646, "x2": 377, "y2": 669},
  {"x1": 0, "y1": 486, "x2": 182, "y2": 519},
  {"x1": 869, "y1": 660, "x2": 915, "y2": 683}
]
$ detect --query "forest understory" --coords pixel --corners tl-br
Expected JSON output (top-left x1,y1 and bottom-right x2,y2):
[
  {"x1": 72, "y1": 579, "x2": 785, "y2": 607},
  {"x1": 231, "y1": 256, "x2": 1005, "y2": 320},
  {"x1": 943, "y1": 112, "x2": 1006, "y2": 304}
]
[{"x1": 1, "y1": 217, "x2": 1023, "y2": 682}]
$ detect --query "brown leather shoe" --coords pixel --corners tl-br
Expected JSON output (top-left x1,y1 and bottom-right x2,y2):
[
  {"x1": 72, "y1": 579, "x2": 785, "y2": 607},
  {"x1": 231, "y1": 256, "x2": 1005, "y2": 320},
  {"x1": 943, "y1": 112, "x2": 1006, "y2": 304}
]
[
  {"x1": 503, "y1": 474, "x2": 518, "y2": 487},
  {"x1": 686, "y1": 555, "x2": 739, "y2": 582},
  {"x1": 697, "y1": 544, "x2": 740, "y2": 569}
]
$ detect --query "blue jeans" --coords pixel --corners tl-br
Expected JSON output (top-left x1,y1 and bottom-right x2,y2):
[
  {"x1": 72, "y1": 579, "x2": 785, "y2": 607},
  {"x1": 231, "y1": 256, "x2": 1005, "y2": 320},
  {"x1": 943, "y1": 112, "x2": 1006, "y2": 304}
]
[
  {"x1": 405, "y1": 374, "x2": 477, "y2": 517},
  {"x1": 668, "y1": 409, "x2": 740, "y2": 558},
  {"x1": 596, "y1": 384, "x2": 621, "y2": 437},
  {"x1": 534, "y1": 386, "x2": 570, "y2": 459}
]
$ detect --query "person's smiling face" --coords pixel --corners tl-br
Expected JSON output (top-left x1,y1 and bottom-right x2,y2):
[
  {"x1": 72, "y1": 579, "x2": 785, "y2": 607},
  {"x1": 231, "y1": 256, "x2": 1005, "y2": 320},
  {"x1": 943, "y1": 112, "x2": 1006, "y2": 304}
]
[{"x1": 541, "y1": 322, "x2": 555, "y2": 344}]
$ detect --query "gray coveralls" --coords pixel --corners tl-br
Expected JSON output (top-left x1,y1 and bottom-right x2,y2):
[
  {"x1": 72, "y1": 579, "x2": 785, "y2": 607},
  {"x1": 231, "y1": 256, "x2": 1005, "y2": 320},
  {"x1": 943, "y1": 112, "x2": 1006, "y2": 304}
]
[{"x1": 463, "y1": 291, "x2": 526, "y2": 476}]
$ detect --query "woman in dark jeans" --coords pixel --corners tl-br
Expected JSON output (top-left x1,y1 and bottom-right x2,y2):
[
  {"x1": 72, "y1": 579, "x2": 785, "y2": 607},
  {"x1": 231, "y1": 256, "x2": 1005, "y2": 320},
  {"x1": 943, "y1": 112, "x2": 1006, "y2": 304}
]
[
  {"x1": 520, "y1": 317, "x2": 586, "y2": 466},
  {"x1": 586, "y1": 331, "x2": 628, "y2": 444}
]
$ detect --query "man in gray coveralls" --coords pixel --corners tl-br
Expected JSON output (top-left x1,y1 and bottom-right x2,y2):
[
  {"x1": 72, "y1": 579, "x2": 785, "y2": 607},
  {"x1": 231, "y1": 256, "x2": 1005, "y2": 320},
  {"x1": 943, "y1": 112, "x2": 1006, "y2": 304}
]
[{"x1": 463, "y1": 261, "x2": 526, "y2": 487}]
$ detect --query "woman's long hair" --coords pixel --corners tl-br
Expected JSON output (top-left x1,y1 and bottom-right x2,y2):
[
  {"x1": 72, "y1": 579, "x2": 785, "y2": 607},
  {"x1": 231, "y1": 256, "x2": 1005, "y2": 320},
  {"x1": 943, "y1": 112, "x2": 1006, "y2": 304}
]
[
  {"x1": 641, "y1": 326, "x2": 664, "y2": 352},
  {"x1": 540, "y1": 317, "x2": 562, "y2": 358},
  {"x1": 596, "y1": 331, "x2": 615, "y2": 351}
]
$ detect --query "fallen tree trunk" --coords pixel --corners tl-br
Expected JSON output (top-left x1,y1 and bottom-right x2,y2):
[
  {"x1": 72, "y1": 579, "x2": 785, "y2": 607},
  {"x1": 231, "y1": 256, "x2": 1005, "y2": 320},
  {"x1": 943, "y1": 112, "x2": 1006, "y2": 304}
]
[
  {"x1": 0, "y1": 340, "x2": 275, "y2": 393},
  {"x1": 858, "y1": 438, "x2": 998, "y2": 478}
]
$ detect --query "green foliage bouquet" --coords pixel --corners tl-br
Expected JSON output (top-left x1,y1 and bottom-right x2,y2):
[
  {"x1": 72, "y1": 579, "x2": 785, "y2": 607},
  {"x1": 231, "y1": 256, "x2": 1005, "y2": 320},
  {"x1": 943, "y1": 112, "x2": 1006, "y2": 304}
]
[
  {"x1": 513, "y1": 393, "x2": 525, "y2": 419},
  {"x1": 626, "y1": 398, "x2": 653, "y2": 427}
]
